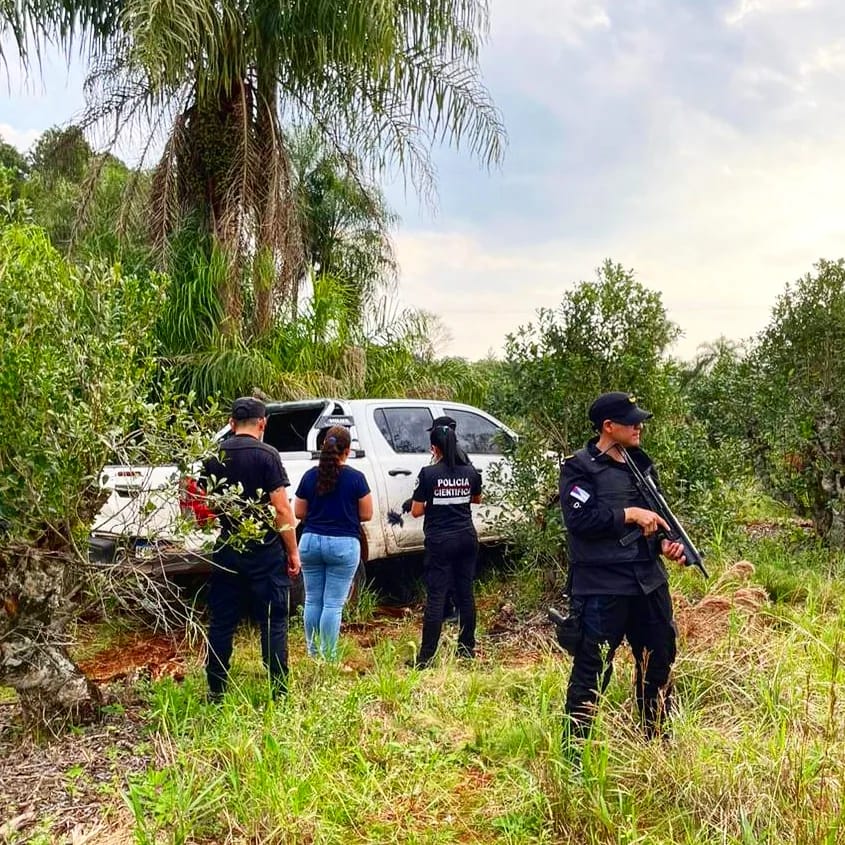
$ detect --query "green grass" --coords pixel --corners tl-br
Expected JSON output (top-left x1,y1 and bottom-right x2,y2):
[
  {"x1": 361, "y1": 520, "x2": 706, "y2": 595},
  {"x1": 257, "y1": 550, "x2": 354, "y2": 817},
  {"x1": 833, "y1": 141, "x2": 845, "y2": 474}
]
[
  {"x1": 1, "y1": 523, "x2": 830, "y2": 843},
  {"x1": 117, "y1": 537, "x2": 845, "y2": 845}
]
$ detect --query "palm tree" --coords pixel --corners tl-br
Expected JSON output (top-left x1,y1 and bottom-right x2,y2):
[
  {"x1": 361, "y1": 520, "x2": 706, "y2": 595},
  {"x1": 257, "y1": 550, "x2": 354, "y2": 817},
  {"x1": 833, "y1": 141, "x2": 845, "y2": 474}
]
[
  {"x1": 0, "y1": 0, "x2": 116, "y2": 67},
  {"x1": 290, "y1": 125, "x2": 398, "y2": 322},
  {"x1": 81, "y1": 0, "x2": 505, "y2": 338}
]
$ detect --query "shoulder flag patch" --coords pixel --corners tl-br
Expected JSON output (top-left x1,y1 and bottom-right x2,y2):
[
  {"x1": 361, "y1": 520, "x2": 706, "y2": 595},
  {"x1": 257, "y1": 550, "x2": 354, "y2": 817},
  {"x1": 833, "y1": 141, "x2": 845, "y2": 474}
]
[{"x1": 569, "y1": 485, "x2": 590, "y2": 503}]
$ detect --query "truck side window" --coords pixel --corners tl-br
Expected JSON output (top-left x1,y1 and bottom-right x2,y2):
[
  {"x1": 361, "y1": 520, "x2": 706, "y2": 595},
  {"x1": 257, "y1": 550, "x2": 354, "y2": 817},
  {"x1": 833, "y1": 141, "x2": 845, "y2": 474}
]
[
  {"x1": 374, "y1": 407, "x2": 434, "y2": 453},
  {"x1": 444, "y1": 408, "x2": 509, "y2": 455}
]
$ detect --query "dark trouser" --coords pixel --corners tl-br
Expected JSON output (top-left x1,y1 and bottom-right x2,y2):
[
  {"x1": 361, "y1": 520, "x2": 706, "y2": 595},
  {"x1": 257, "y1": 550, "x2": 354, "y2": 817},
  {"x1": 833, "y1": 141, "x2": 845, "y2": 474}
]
[
  {"x1": 206, "y1": 566, "x2": 289, "y2": 697},
  {"x1": 419, "y1": 532, "x2": 478, "y2": 663},
  {"x1": 564, "y1": 584, "x2": 676, "y2": 739}
]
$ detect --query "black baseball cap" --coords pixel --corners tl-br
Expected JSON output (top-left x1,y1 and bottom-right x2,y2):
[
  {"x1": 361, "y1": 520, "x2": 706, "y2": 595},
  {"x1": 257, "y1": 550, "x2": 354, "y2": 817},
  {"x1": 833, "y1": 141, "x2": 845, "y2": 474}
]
[
  {"x1": 588, "y1": 392, "x2": 653, "y2": 428},
  {"x1": 231, "y1": 396, "x2": 267, "y2": 421},
  {"x1": 427, "y1": 415, "x2": 457, "y2": 431}
]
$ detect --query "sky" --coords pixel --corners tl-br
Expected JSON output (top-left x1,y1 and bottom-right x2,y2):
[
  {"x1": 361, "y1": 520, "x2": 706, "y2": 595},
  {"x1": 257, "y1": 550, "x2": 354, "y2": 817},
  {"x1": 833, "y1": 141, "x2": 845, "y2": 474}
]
[{"x1": 3, "y1": 0, "x2": 845, "y2": 361}]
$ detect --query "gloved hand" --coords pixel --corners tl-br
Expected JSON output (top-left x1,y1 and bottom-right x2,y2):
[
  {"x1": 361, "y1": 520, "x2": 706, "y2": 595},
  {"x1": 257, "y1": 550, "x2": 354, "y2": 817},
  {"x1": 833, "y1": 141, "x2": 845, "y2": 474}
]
[{"x1": 401, "y1": 498, "x2": 413, "y2": 513}]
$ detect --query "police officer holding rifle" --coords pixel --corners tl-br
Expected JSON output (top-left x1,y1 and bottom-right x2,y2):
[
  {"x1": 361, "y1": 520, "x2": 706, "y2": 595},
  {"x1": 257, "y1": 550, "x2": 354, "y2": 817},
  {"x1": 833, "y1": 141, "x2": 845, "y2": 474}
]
[{"x1": 554, "y1": 391, "x2": 701, "y2": 744}]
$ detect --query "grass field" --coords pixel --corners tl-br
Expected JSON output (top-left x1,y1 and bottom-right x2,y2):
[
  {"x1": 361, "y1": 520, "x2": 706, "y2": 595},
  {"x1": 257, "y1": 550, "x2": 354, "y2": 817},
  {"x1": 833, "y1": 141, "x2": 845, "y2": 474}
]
[{"x1": 3, "y1": 527, "x2": 845, "y2": 844}]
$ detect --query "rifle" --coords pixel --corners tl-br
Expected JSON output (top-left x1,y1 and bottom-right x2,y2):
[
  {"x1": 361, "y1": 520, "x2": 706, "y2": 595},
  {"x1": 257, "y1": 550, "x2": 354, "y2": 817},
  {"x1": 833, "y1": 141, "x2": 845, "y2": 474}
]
[{"x1": 617, "y1": 446, "x2": 709, "y2": 579}]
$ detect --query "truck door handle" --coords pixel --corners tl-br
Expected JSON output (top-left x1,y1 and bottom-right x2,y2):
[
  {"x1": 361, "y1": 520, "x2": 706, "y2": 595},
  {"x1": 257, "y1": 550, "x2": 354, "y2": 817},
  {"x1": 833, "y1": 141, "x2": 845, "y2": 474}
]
[{"x1": 388, "y1": 469, "x2": 412, "y2": 476}]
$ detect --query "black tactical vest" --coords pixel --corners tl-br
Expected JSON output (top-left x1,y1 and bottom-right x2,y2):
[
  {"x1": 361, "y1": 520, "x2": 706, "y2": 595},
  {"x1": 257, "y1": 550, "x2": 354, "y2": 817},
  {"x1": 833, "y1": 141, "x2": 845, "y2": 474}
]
[{"x1": 566, "y1": 447, "x2": 659, "y2": 566}]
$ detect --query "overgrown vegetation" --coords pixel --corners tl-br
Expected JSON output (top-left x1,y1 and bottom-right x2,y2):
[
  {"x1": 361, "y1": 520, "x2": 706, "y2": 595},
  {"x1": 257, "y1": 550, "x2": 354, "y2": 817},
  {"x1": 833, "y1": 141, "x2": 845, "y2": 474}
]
[
  {"x1": 3, "y1": 4, "x2": 845, "y2": 841},
  {"x1": 0, "y1": 185, "x2": 164, "y2": 724},
  {"x1": 92, "y1": 526, "x2": 843, "y2": 845}
]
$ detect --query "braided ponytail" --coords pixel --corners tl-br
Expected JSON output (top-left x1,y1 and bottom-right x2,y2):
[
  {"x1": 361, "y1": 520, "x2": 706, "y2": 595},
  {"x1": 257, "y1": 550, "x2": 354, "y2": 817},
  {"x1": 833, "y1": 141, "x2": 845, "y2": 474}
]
[{"x1": 316, "y1": 425, "x2": 351, "y2": 495}]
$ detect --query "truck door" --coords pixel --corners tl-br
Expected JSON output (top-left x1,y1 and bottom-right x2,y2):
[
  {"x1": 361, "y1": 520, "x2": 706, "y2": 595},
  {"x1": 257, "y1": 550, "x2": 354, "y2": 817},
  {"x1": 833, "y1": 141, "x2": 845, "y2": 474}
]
[{"x1": 366, "y1": 404, "x2": 434, "y2": 551}]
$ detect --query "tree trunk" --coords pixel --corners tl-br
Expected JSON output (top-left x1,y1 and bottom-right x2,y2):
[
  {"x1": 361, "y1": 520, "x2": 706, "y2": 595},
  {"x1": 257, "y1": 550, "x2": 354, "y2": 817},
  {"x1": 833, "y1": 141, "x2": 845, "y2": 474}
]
[
  {"x1": 818, "y1": 468, "x2": 845, "y2": 548},
  {"x1": 810, "y1": 404, "x2": 845, "y2": 548},
  {"x1": 0, "y1": 547, "x2": 100, "y2": 731},
  {"x1": 252, "y1": 77, "x2": 303, "y2": 336}
]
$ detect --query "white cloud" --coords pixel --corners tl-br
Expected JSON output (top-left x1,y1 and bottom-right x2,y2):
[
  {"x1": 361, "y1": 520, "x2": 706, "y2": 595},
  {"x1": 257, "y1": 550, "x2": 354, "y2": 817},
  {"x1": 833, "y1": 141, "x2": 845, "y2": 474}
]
[
  {"x1": 733, "y1": 63, "x2": 805, "y2": 97},
  {"x1": 395, "y1": 93, "x2": 845, "y2": 362},
  {"x1": 390, "y1": 0, "x2": 845, "y2": 363},
  {"x1": 581, "y1": 26, "x2": 666, "y2": 95},
  {"x1": 800, "y1": 39, "x2": 845, "y2": 75},
  {"x1": 490, "y1": 0, "x2": 610, "y2": 46},
  {"x1": 394, "y1": 230, "x2": 590, "y2": 360},
  {"x1": 725, "y1": 0, "x2": 814, "y2": 27},
  {"x1": 0, "y1": 123, "x2": 40, "y2": 152}
]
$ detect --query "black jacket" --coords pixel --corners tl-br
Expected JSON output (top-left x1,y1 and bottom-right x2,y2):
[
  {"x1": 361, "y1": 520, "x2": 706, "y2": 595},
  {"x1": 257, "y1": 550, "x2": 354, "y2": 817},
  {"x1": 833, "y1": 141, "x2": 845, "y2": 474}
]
[{"x1": 559, "y1": 438, "x2": 668, "y2": 596}]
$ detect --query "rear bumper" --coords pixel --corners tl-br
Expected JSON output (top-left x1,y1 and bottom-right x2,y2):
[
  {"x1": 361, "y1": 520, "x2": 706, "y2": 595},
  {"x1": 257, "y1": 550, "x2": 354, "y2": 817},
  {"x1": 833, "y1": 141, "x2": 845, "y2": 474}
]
[{"x1": 88, "y1": 534, "x2": 212, "y2": 576}]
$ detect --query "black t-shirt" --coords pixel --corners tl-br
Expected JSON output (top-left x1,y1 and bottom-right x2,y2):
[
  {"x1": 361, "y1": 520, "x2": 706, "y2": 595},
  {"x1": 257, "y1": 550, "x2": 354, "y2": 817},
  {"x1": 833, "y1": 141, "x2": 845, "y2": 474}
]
[
  {"x1": 412, "y1": 461, "x2": 482, "y2": 539},
  {"x1": 296, "y1": 465, "x2": 370, "y2": 539},
  {"x1": 202, "y1": 434, "x2": 290, "y2": 574}
]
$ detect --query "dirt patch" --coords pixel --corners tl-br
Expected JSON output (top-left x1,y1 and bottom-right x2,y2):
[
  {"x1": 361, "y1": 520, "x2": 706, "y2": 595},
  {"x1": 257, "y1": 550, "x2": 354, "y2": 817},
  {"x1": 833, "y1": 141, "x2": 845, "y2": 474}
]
[
  {"x1": 743, "y1": 518, "x2": 814, "y2": 541},
  {"x1": 475, "y1": 562, "x2": 772, "y2": 662},
  {"x1": 77, "y1": 632, "x2": 191, "y2": 683},
  {"x1": 674, "y1": 560, "x2": 769, "y2": 648},
  {"x1": 0, "y1": 695, "x2": 150, "y2": 843},
  {"x1": 0, "y1": 631, "x2": 194, "y2": 841},
  {"x1": 484, "y1": 602, "x2": 558, "y2": 664}
]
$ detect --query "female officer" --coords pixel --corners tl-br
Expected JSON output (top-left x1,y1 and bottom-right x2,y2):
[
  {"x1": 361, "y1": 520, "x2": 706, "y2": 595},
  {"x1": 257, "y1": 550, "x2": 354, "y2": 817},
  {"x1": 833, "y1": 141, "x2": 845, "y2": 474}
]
[
  {"x1": 409, "y1": 423, "x2": 482, "y2": 667},
  {"x1": 295, "y1": 425, "x2": 373, "y2": 660}
]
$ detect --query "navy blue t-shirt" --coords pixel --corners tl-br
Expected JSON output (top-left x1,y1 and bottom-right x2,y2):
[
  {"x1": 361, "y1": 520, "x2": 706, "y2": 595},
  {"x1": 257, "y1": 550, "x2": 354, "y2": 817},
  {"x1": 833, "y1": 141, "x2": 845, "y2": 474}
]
[
  {"x1": 296, "y1": 465, "x2": 370, "y2": 539},
  {"x1": 412, "y1": 461, "x2": 482, "y2": 539},
  {"x1": 202, "y1": 434, "x2": 290, "y2": 577}
]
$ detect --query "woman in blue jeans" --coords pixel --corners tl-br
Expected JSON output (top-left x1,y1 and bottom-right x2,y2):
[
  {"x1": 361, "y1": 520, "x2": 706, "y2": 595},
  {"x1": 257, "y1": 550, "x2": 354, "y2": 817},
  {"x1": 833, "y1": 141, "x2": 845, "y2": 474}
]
[{"x1": 294, "y1": 425, "x2": 373, "y2": 660}]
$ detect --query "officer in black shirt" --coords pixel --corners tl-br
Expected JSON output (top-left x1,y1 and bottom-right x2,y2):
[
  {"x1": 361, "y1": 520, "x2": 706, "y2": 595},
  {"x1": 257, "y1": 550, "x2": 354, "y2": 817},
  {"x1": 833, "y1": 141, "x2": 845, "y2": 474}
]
[
  {"x1": 202, "y1": 397, "x2": 301, "y2": 700},
  {"x1": 427, "y1": 415, "x2": 469, "y2": 622},
  {"x1": 559, "y1": 392, "x2": 685, "y2": 740},
  {"x1": 409, "y1": 423, "x2": 482, "y2": 667}
]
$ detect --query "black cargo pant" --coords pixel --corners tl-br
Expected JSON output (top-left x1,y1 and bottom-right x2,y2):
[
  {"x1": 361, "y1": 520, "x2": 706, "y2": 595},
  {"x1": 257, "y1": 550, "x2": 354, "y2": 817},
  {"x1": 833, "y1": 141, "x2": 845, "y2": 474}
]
[
  {"x1": 564, "y1": 584, "x2": 676, "y2": 739},
  {"x1": 206, "y1": 562, "x2": 289, "y2": 698},
  {"x1": 418, "y1": 531, "x2": 478, "y2": 664}
]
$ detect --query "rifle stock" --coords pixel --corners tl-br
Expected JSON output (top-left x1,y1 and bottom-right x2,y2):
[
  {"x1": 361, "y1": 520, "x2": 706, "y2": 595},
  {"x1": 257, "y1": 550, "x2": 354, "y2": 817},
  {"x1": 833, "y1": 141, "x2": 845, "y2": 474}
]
[{"x1": 618, "y1": 446, "x2": 709, "y2": 579}]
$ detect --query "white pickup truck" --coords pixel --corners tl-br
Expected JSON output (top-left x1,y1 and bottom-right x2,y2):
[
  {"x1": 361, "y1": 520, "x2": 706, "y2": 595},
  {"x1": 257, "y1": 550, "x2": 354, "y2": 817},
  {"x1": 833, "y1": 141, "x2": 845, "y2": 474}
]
[{"x1": 89, "y1": 398, "x2": 516, "y2": 577}]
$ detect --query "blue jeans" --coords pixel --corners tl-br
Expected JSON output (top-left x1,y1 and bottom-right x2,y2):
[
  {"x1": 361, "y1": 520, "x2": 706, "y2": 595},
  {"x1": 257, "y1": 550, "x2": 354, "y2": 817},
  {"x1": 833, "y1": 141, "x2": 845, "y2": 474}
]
[{"x1": 299, "y1": 533, "x2": 361, "y2": 660}]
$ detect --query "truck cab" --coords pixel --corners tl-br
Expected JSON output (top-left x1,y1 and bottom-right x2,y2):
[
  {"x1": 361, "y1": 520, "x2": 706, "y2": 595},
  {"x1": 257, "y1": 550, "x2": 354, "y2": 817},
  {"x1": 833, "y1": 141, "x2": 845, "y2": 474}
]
[{"x1": 90, "y1": 397, "x2": 516, "y2": 572}]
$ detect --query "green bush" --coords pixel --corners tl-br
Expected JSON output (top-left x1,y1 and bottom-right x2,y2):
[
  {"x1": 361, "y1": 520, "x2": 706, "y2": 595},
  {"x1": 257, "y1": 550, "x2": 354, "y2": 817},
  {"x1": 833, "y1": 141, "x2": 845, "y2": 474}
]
[
  {"x1": 487, "y1": 260, "x2": 738, "y2": 573},
  {"x1": 0, "y1": 221, "x2": 164, "y2": 541},
  {"x1": 744, "y1": 259, "x2": 845, "y2": 545},
  {"x1": 0, "y1": 211, "x2": 165, "y2": 725},
  {"x1": 490, "y1": 260, "x2": 679, "y2": 453}
]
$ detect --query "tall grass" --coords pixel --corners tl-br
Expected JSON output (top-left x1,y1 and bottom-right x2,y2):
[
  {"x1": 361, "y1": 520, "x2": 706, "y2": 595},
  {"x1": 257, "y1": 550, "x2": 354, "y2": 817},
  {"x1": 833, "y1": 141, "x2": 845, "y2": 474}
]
[{"x1": 123, "y1": 535, "x2": 845, "y2": 844}]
